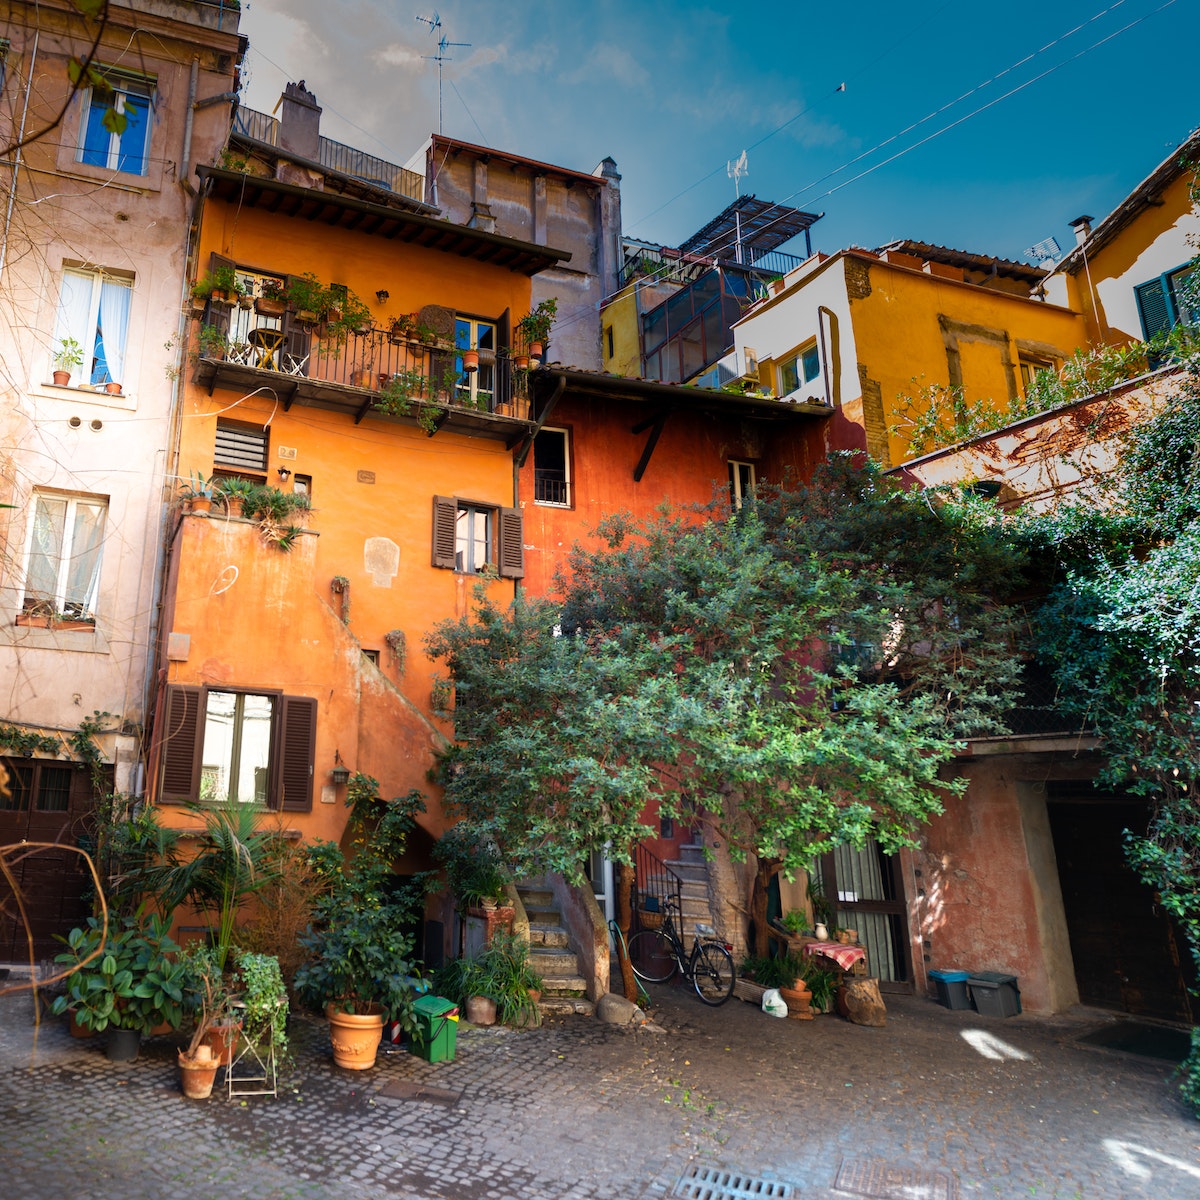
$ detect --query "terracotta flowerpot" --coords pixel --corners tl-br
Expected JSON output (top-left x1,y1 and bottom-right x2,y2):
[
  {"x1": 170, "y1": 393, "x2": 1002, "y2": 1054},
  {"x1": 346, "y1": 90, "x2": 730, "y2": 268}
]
[
  {"x1": 465, "y1": 995, "x2": 496, "y2": 1026},
  {"x1": 528, "y1": 340, "x2": 544, "y2": 359},
  {"x1": 461, "y1": 349, "x2": 479, "y2": 372},
  {"x1": 189, "y1": 496, "x2": 212, "y2": 514},
  {"x1": 512, "y1": 354, "x2": 529, "y2": 370},
  {"x1": 105, "y1": 382, "x2": 122, "y2": 395},
  {"x1": 202, "y1": 1019, "x2": 241, "y2": 1066},
  {"x1": 52, "y1": 370, "x2": 71, "y2": 386},
  {"x1": 223, "y1": 497, "x2": 244, "y2": 518},
  {"x1": 179, "y1": 1046, "x2": 219, "y2": 1099},
  {"x1": 255, "y1": 296, "x2": 286, "y2": 318},
  {"x1": 326, "y1": 1004, "x2": 384, "y2": 1070},
  {"x1": 779, "y1": 983, "x2": 814, "y2": 1020},
  {"x1": 67, "y1": 1008, "x2": 92, "y2": 1038}
]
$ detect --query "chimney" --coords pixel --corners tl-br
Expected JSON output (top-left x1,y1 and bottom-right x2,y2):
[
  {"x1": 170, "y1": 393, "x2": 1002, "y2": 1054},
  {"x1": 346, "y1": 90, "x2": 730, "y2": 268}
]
[
  {"x1": 278, "y1": 81, "x2": 321, "y2": 162},
  {"x1": 1069, "y1": 215, "x2": 1093, "y2": 247}
]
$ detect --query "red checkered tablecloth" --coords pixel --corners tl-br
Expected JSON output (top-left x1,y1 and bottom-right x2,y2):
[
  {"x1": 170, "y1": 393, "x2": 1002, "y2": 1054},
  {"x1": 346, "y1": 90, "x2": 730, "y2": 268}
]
[{"x1": 800, "y1": 940, "x2": 866, "y2": 972}]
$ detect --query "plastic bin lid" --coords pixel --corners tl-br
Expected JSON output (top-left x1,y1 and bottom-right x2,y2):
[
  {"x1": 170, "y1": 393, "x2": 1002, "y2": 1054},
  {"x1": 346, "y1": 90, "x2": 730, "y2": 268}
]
[
  {"x1": 967, "y1": 971, "x2": 1019, "y2": 987},
  {"x1": 928, "y1": 969, "x2": 969, "y2": 982},
  {"x1": 413, "y1": 994, "x2": 459, "y2": 1017}
]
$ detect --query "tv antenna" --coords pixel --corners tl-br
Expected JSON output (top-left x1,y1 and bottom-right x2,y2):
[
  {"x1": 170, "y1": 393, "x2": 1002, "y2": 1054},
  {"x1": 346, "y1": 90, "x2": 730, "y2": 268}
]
[
  {"x1": 1023, "y1": 235, "x2": 1062, "y2": 269},
  {"x1": 419, "y1": 15, "x2": 470, "y2": 135},
  {"x1": 728, "y1": 150, "x2": 748, "y2": 263}
]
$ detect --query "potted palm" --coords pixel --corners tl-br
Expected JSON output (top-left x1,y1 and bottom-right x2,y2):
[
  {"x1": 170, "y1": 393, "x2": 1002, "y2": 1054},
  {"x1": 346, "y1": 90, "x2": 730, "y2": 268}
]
[{"x1": 52, "y1": 336, "x2": 85, "y2": 385}]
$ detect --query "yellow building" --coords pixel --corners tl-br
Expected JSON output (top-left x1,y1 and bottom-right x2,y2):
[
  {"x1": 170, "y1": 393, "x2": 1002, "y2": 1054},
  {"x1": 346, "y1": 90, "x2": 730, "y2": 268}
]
[{"x1": 733, "y1": 243, "x2": 1089, "y2": 467}]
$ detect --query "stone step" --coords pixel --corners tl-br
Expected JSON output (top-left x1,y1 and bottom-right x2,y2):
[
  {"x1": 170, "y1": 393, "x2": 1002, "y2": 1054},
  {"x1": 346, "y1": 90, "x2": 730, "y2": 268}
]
[
  {"x1": 667, "y1": 860, "x2": 708, "y2": 880},
  {"x1": 531, "y1": 947, "x2": 579, "y2": 976},
  {"x1": 517, "y1": 887, "x2": 555, "y2": 909},
  {"x1": 676, "y1": 843, "x2": 708, "y2": 864},
  {"x1": 522, "y1": 902, "x2": 563, "y2": 928},
  {"x1": 528, "y1": 923, "x2": 569, "y2": 948},
  {"x1": 540, "y1": 974, "x2": 589, "y2": 997},
  {"x1": 537, "y1": 996, "x2": 594, "y2": 1017}
]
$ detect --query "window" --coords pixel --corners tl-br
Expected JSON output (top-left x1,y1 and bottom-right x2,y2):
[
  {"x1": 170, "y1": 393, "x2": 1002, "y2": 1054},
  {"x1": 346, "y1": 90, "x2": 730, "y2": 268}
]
[
  {"x1": 215, "y1": 420, "x2": 269, "y2": 475},
  {"x1": 728, "y1": 460, "x2": 756, "y2": 508},
  {"x1": 1018, "y1": 358, "x2": 1054, "y2": 397},
  {"x1": 778, "y1": 342, "x2": 820, "y2": 396},
  {"x1": 605, "y1": 325, "x2": 614, "y2": 359},
  {"x1": 20, "y1": 491, "x2": 106, "y2": 624},
  {"x1": 1136, "y1": 263, "x2": 1197, "y2": 340},
  {"x1": 455, "y1": 317, "x2": 496, "y2": 410},
  {"x1": 534, "y1": 428, "x2": 571, "y2": 506},
  {"x1": 54, "y1": 268, "x2": 132, "y2": 387},
  {"x1": 1, "y1": 762, "x2": 73, "y2": 813},
  {"x1": 432, "y1": 495, "x2": 524, "y2": 578},
  {"x1": 77, "y1": 69, "x2": 154, "y2": 176},
  {"x1": 361, "y1": 649, "x2": 380, "y2": 666},
  {"x1": 156, "y1": 685, "x2": 316, "y2": 811}
]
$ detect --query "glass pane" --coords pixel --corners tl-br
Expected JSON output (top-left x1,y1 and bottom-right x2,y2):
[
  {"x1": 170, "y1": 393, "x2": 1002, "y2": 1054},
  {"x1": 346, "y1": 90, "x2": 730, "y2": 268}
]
[
  {"x1": 116, "y1": 90, "x2": 151, "y2": 174},
  {"x1": 25, "y1": 496, "x2": 67, "y2": 609},
  {"x1": 235, "y1": 694, "x2": 273, "y2": 805},
  {"x1": 63, "y1": 501, "x2": 106, "y2": 618},
  {"x1": 802, "y1": 346, "x2": 820, "y2": 383},
  {"x1": 476, "y1": 323, "x2": 495, "y2": 352},
  {"x1": 201, "y1": 691, "x2": 237, "y2": 803},
  {"x1": 0, "y1": 764, "x2": 33, "y2": 811},
  {"x1": 779, "y1": 358, "x2": 800, "y2": 395},
  {"x1": 454, "y1": 318, "x2": 471, "y2": 350},
  {"x1": 79, "y1": 92, "x2": 112, "y2": 166},
  {"x1": 36, "y1": 766, "x2": 72, "y2": 812}
]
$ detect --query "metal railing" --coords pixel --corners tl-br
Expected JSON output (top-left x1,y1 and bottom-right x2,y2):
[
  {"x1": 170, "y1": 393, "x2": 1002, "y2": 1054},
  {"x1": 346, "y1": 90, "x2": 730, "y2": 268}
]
[
  {"x1": 533, "y1": 471, "x2": 569, "y2": 505},
  {"x1": 633, "y1": 843, "x2": 683, "y2": 934}
]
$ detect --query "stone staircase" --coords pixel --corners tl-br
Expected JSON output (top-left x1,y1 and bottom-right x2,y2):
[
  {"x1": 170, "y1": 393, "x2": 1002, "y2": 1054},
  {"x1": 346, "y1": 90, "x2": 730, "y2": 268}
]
[
  {"x1": 518, "y1": 883, "x2": 594, "y2": 1016},
  {"x1": 667, "y1": 841, "x2": 718, "y2": 937}
]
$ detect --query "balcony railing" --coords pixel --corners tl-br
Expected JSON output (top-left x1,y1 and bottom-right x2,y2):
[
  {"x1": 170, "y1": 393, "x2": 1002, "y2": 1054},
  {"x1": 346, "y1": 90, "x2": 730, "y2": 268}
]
[
  {"x1": 534, "y1": 471, "x2": 569, "y2": 505},
  {"x1": 209, "y1": 316, "x2": 531, "y2": 422}
]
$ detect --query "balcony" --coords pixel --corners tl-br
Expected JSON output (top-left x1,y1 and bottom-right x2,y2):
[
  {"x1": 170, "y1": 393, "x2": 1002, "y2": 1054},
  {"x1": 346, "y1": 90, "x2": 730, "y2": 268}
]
[{"x1": 193, "y1": 319, "x2": 534, "y2": 439}]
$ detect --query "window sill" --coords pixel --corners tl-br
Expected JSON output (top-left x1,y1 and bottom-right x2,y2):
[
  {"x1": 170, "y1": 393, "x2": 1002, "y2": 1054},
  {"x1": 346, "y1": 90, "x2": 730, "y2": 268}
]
[
  {"x1": 30, "y1": 381, "x2": 137, "y2": 411},
  {"x1": 17, "y1": 614, "x2": 96, "y2": 632},
  {"x1": 534, "y1": 500, "x2": 573, "y2": 509},
  {"x1": 2, "y1": 620, "x2": 109, "y2": 653}
]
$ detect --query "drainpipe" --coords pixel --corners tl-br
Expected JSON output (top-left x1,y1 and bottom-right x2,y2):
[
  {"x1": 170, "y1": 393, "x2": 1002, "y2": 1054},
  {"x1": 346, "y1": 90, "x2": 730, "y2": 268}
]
[
  {"x1": 0, "y1": 30, "x2": 37, "y2": 280},
  {"x1": 180, "y1": 57, "x2": 198, "y2": 191},
  {"x1": 817, "y1": 305, "x2": 840, "y2": 408}
]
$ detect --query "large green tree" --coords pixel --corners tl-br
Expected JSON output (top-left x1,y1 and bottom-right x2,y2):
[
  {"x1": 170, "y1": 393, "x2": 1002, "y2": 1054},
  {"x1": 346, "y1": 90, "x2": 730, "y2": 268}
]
[{"x1": 428, "y1": 457, "x2": 1025, "y2": 964}]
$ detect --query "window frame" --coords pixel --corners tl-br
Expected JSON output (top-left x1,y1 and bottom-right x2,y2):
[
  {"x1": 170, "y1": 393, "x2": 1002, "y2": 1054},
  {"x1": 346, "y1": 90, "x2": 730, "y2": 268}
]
[
  {"x1": 432, "y1": 495, "x2": 524, "y2": 578},
  {"x1": 53, "y1": 267, "x2": 133, "y2": 387},
  {"x1": 1135, "y1": 261, "x2": 1197, "y2": 341},
  {"x1": 728, "y1": 460, "x2": 756, "y2": 509},
  {"x1": 454, "y1": 316, "x2": 498, "y2": 410},
  {"x1": 18, "y1": 490, "x2": 108, "y2": 627},
  {"x1": 76, "y1": 68, "x2": 155, "y2": 177},
  {"x1": 155, "y1": 684, "x2": 316, "y2": 812},
  {"x1": 533, "y1": 427, "x2": 572, "y2": 508},
  {"x1": 776, "y1": 340, "x2": 820, "y2": 398}
]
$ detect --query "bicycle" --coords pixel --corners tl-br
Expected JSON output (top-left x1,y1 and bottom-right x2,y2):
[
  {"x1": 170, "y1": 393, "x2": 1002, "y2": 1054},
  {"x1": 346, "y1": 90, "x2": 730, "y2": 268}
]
[{"x1": 627, "y1": 897, "x2": 736, "y2": 1006}]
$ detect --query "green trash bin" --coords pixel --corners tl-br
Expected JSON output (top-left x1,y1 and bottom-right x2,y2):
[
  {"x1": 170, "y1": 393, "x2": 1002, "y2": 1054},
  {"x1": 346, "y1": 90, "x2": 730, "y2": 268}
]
[{"x1": 410, "y1": 995, "x2": 459, "y2": 1063}]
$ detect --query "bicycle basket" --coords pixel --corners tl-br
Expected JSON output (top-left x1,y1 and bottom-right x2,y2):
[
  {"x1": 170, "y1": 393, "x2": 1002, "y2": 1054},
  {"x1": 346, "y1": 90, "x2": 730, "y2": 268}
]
[{"x1": 637, "y1": 907, "x2": 665, "y2": 930}]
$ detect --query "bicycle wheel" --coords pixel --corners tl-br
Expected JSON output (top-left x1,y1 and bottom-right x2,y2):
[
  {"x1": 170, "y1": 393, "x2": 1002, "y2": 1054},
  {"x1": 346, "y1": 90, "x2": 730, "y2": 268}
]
[
  {"x1": 628, "y1": 929, "x2": 680, "y2": 984},
  {"x1": 690, "y1": 941, "x2": 736, "y2": 1005}
]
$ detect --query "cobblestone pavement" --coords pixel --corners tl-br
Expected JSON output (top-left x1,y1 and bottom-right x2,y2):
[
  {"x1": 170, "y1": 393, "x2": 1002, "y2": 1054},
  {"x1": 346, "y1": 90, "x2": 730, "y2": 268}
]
[{"x1": 2, "y1": 978, "x2": 1199, "y2": 1200}]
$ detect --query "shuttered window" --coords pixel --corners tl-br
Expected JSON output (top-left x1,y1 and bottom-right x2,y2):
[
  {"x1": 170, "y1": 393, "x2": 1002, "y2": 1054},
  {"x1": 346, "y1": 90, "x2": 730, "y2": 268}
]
[
  {"x1": 215, "y1": 420, "x2": 269, "y2": 473},
  {"x1": 1135, "y1": 263, "x2": 1198, "y2": 341},
  {"x1": 432, "y1": 496, "x2": 524, "y2": 578},
  {"x1": 155, "y1": 684, "x2": 315, "y2": 812}
]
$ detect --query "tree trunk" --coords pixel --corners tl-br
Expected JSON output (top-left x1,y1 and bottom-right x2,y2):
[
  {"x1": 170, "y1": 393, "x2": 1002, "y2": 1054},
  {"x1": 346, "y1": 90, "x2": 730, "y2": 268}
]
[
  {"x1": 614, "y1": 860, "x2": 639, "y2": 1002},
  {"x1": 751, "y1": 857, "x2": 780, "y2": 958}
]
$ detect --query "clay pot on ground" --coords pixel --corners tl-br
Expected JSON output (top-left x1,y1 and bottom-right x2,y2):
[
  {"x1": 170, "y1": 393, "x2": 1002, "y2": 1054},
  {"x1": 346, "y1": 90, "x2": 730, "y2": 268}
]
[
  {"x1": 326, "y1": 1004, "x2": 385, "y2": 1070},
  {"x1": 465, "y1": 995, "x2": 497, "y2": 1026},
  {"x1": 178, "y1": 1045, "x2": 219, "y2": 1099},
  {"x1": 202, "y1": 1019, "x2": 241, "y2": 1066},
  {"x1": 778, "y1": 983, "x2": 814, "y2": 1020}
]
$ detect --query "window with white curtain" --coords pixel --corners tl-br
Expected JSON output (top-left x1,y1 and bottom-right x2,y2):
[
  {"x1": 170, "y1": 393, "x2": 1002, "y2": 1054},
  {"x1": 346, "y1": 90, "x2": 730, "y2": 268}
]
[
  {"x1": 54, "y1": 268, "x2": 132, "y2": 387},
  {"x1": 21, "y1": 492, "x2": 107, "y2": 624}
]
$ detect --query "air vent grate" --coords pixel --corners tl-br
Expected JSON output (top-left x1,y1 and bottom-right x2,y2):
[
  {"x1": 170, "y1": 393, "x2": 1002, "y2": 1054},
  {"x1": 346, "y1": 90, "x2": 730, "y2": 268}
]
[{"x1": 670, "y1": 1165, "x2": 792, "y2": 1199}]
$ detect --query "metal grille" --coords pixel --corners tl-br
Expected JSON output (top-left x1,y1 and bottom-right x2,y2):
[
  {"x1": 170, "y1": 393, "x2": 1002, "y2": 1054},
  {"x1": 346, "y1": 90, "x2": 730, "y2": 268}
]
[
  {"x1": 834, "y1": 1158, "x2": 957, "y2": 1200},
  {"x1": 671, "y1": 1166, "x2": 791, "y2": 1199}
]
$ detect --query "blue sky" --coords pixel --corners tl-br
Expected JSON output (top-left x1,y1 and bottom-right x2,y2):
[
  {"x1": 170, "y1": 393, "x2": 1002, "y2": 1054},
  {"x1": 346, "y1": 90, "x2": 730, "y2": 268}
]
[{"x1": 238, "y1": 0, "x2": 1197, "y2": 266}]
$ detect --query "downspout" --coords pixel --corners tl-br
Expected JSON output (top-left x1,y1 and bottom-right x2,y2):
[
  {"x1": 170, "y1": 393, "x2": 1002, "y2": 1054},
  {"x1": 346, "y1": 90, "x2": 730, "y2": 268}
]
[
  {"x1": 817, "y1": 305, "x2": 840, "y2": 409},
  {"x1": 0, "y1": 30, "x2": 37, "y2": 280},
  {"x1": 180, "y1": 57, "x2": 198, "y2": 193}
]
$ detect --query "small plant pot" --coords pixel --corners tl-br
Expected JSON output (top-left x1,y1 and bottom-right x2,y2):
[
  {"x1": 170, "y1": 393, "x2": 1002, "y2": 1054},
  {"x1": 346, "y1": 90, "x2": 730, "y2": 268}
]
[
  {"x1": 67, "y1": 1008, "x2": 92, "y2": 1038},
  {"x1": 295, "y1": 309, "x2": 318, "y2": 326},
  {"x1": 178, "y1": 1047, "x2": 219, "y2": 1099},
  {"x1": 106, "y1": 1027, "x2": 141, "y2": 1063},
  {"x1": 188, "y1": 495, "x2": 212, "y2": 514},
  {"x1": 512, "y1": 354, "x2": 529, "y2": 371},
  {"x1": 52, "y1": 370, "x2": 71, "y2": 386},
  {"x1": 224, "y1": 497, "x2": 245, "y2": 518},
  {"x1": 202, "y1": 1019, "x2": 241, "y2": 1065},
  {"x1": 461, "y1": 349, "x2": 479, "y2": 372},
  {"x1": 104, "y1": 382, "x2": 122, "y2": 395},
  {"x1": 528, "y1": 340, "x2": 544, "y2": 359},
  {"x1": 255, "y1": 297, "x2": 286, "y2": 318},
  {"x1": 350, "y1": 369, "x2": 375, "y2": 388},
  {"x1": 465, "y1": 995, "x2": 497, "y2": 1026}
]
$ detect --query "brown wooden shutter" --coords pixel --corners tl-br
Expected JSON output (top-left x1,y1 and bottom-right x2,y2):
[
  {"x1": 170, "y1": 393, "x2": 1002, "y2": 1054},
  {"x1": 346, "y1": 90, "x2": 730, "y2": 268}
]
[
  {"x1": 275, "y1": 695, "x2": 317, "y2": 812},
  {"x1": 209, "y1": 251, "x2": 236, "y2": 275},
  {"x1": 158, "y1": 684, "x2": 203, "y2": 804},
  {"x1": 498, "y1": 507, "x2": 525, "y2": 579},
  {"x1": 432, "y1": 495, "x2": 457, "y2": 569},
  {"x1": 281, "y1": 273, "x2": 313, "y2": 364},
  {"x1": 496, "y1": 307, "x2": 512, "y2": 410}
]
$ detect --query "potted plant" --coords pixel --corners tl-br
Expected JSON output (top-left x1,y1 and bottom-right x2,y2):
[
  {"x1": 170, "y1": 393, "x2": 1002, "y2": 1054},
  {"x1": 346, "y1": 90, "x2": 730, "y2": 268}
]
[
  {"x1": 284, "y1": 272, "x2": 327, "y2": 325},
  {"x1": 349, "y1": 346, "x2": 377, "y2": 389},
  {"x1": 516, "y1": 297, "x2": 558, "y2": 359},
  {"x1": 50, "y1": 913, "x2": 188, "y2": 1062},
  {"x1": 52, "y1": 336, "x2": 84, "y2": 385},
  {"x1": 194, "y1": 323, "x2": 229, "y2": 362},
  {"x1": 192, "y1": 264, "x2": 245, "y2": 307},
  {"x1": 178, "y1": 943, "x2": 231, "y2": 1098},
  {"x1": 388, "y1": 313, "x2": 416, "y2": 345},
  {"x1": 230, "y1": 947, "x2": 289, "y2": 1062},
  {"x1": 179, "y1": 470, "x2": 216, "y2": 513},
  {"x1": 295, "y1": 898, "x2": 420, "y2": 1069},
  {"x1": 214, "y1": 476, "x2": 262, "y2": 518},
  {"x1": 255, "y1": 277, "x2": 287, "y2": 319},
  {"x1": 434, "y1": 931, "x2": 543, "y2": 1028}
]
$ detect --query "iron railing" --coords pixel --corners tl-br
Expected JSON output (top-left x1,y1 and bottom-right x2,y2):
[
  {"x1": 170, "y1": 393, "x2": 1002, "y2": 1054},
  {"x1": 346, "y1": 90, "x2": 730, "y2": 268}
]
[
  {"x1": 533, "y1": 471, "x2": 569, "y2": 505},
  {"x1": 633, "y1": 843, "x2": 683, "y2": 935}
]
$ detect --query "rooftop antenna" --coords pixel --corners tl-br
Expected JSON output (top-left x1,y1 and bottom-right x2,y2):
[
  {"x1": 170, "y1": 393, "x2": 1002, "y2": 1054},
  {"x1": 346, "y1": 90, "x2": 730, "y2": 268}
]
[
  {"x1": 727, "y1": 149, "x2": 748, "y2": 264},
  {"x1": 419, "y1": 14, "x2": 470, "y2": 136},
  {"x1": 1024, "y1": 235, "x2": 1062, "y2": 269}
]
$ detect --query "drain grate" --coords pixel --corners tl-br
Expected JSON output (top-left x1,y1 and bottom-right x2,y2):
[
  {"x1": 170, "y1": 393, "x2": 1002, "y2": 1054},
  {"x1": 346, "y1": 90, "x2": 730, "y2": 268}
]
[
  {"x1": 670, "y1": 1164, "x2": 792, "y2": 1199},
  {"x1": 834, "y1": 1157, "x2": 957, "y2": 1200},
  {"x1": 376, "y1": 1079, "x2": 463, "y2": 1106}
]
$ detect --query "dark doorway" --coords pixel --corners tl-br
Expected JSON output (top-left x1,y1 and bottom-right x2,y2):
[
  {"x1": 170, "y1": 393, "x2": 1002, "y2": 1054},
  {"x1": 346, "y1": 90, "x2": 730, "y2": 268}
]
[
  {"x1": 1046, "y1": 783, "x2": 1195, "y2": 1023},
  {"x1": 0, "y1": 759, "x2": 100, "y2": 962}
]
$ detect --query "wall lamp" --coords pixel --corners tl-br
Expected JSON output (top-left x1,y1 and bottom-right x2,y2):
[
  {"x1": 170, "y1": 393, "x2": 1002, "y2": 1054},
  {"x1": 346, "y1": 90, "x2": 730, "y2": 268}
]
[
  {"x1": 330, "y1": 749, "x2": 351, "y2": 786},
  {"x1": 375, "y1": 289, "x2": 390, "y2": 304},
  {"x1": 277, "y1": 467, "x2": 291, "y2": 481}
]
